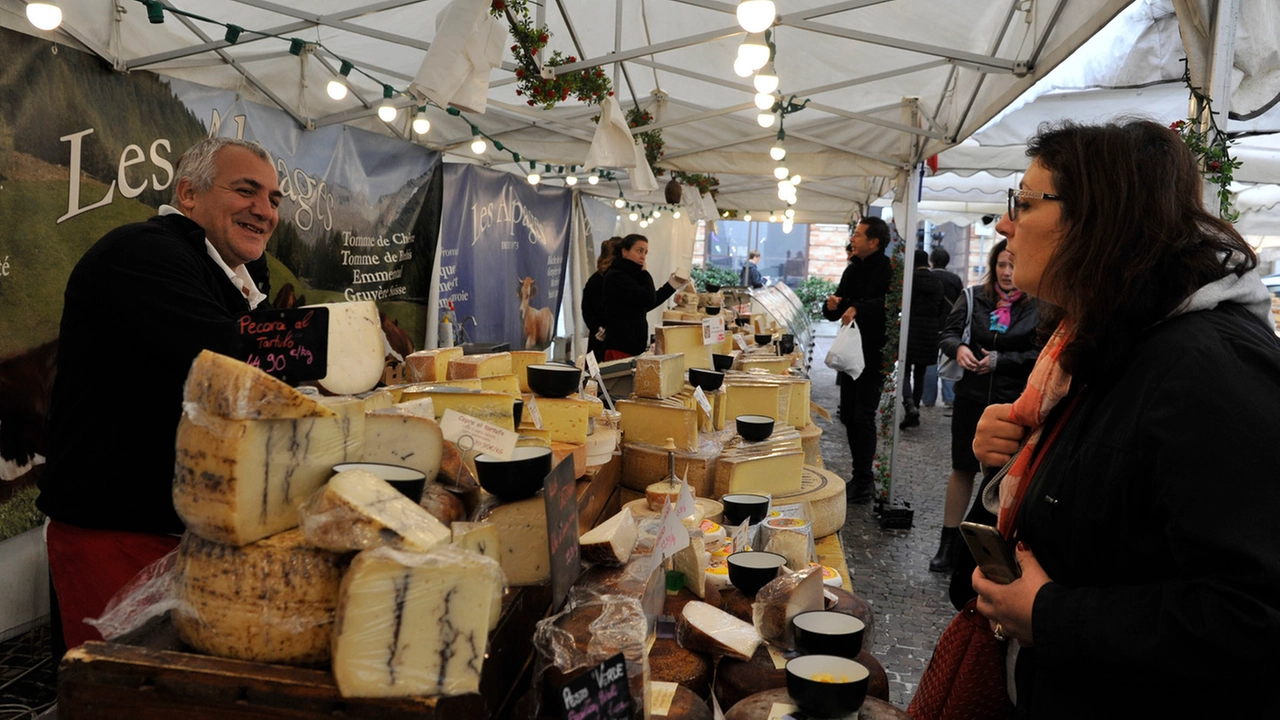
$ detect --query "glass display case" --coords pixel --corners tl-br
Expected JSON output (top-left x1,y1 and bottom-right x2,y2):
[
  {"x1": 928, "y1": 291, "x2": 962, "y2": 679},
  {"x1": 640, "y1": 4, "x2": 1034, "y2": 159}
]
[{"x1": 722, "y1": 282, "x2": 815, "y2": 374}]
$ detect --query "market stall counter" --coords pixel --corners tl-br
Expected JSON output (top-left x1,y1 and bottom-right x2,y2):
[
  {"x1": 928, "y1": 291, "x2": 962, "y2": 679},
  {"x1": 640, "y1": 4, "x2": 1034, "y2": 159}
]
[{"x1": 56, "y1": 456, "x2": 622, "y2": 720}]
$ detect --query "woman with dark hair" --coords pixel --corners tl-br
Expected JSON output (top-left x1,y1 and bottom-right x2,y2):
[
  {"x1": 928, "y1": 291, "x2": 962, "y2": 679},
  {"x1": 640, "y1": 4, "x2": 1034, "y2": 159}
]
[
  {"x1": 581, "y1": 236, "x2": 620, "y2": 361},
  {"x1": 927, "y1": 239, "x2": 1039, "y2": 573},
  {"x1": 963, "y1": 120, "x2": 1280, "y2": 716},
  {"x1": 600, "y1": 234, "x2": 686, "y2": 359}
]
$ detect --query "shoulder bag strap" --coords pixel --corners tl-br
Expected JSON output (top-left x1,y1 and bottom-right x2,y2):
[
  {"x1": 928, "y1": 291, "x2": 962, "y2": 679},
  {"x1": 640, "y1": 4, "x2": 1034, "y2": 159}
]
[{"x1": 960, "y1": 286, "x2": 974, "y2": 344}]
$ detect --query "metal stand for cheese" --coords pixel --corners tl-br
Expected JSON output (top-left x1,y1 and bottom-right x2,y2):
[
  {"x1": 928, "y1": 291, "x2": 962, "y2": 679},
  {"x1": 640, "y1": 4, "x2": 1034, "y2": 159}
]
[{"x1": 724, "y1": 283, "x2": 814, "y2": 374}]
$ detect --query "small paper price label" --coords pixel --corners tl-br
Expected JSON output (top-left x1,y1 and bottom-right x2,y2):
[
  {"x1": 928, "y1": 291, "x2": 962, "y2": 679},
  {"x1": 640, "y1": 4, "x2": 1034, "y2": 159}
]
[
  {"x1": 701, "y1": 316, "x2": 725, "y2": 345},
  {"x1": 766, "y1": 702, "x2": 801, "y2": 720},
  {"x1": 648, "y1": 682, "x2": 679, "y2": 717},
  {"x1": 734, "y1": 334, "x2": 749, "y2": 351},
  {"x1": 654, "y1": 500, "x2": 690, "y2": 562},
  {"x1": 525, "y1": 396, "x2": 545, "y2": 429},
  {"x1": 585, "y1": 351, "x2": 601, "y2": 380},
  {"x1": 692, "y1": 386, "x2": 713, "y2": 419},
  {"x1": 732, "y1": 518, "x2": 750, "y2": 552},
  {"x1": 440, "y1": 409, "x2": 518, "y2": 461},
  {"x1": 674, "y1": 471, "x2": 698, "y2": 518}
]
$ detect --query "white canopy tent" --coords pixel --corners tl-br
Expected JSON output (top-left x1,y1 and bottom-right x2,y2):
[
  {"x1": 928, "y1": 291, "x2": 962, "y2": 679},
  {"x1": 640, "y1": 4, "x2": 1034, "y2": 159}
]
[{"x1": 0, "y1": 0, "x2": 1138, "y2": 225}]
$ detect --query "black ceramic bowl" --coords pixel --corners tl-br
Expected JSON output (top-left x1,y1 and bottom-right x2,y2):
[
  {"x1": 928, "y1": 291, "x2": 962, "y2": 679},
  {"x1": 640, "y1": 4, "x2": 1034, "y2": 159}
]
[
  {"x1": 793, "y1": 611, "x2": 866, "y2": 659},
  {"x1": 526, "y1": 363, "x2": 582, "y2": 398},
  {"x1": 754, "y1": 333, "x2": 773, "y2": 346},
  {"x1": 332, "y1": 462, "x2": 427, "y2": 503},
  {"x1": 735, "y1": 317, "x2": 751, "y2": 327},
  {"x1": 513, "y1": 398, "x2": 524, "y2": 428},
  {"x1": 726, "y1": 550, "x2": 786, "y2": 596},
  {"x1": 705, "y1": 283, "x2": 722, "y2": 293},
  {"x1": 779, "y1": 334, "x2": 796, "y2": 354},
  {"x1": 712, "y1": 353, "x2": 735, "y2": 372},
  {"x1": 688, "y1": 368, "x2": 725, "y2": 392},
  {"x1": 736, "y1": 414, "x2": 775, "y2": 442},
  {"x1": 721, "y1": 493, "x2": 771, "y2": 526},
  {"x1": 474, "y1": 447, "x2": 554, "y2": 500},
  {"x1": 705, "y1": 305, "x2": 722, "y2": 315},
  {"x1": 785, "y1": 655, "x2": 869, "y2": 717}
]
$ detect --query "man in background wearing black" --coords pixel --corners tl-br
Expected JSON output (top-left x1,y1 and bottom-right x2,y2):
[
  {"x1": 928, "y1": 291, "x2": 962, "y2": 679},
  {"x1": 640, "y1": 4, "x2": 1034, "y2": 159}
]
[
  {"x1": 823, "y1": 217, "x2": 892, "y2": 503},
  {"x1": 922, "y1": 246, "x2": 964, "y2": 409}
]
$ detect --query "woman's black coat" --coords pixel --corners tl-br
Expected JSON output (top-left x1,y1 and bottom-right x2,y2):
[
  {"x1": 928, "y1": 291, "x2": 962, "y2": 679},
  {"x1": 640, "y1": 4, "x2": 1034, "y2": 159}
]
[{"x1": 601, "y1": 257, "x2": 674, "y2": 356}]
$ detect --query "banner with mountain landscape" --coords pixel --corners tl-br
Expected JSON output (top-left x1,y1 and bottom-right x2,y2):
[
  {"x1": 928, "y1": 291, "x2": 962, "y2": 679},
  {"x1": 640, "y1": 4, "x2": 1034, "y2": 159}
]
[{"x1": 0, "y1": 27, "x2": 440, "y2": 484}]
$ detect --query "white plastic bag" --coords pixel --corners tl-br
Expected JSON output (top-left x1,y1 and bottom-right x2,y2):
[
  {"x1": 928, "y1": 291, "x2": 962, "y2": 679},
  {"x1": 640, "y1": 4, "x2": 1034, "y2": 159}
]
[{"x1": 824, "y1": 321, "x2": 865, "y2": 379}]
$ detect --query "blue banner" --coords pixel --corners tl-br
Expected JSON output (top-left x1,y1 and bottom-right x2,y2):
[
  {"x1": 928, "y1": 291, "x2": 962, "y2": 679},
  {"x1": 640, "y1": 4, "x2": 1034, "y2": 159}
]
[{"x1": 439, "y1": 165, "x2": 573, "y2": 351}]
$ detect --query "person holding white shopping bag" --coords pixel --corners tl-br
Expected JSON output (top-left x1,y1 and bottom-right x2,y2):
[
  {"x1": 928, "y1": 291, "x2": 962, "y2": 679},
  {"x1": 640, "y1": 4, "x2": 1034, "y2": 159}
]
[{"x1": 822, "y1": 217, "x2": 892, "y2": 504}]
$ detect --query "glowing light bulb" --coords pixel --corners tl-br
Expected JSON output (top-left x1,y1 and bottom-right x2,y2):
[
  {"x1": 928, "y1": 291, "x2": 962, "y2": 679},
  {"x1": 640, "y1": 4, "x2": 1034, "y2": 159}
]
[
  {"x1": 757, "y1": 111, "x2": 776, "y2": 128},
  {"x1": 640, "y1": 219, "x2": 649, "y2": 228},
  {"x1": 744, "y1": 212, "x2": 753, "y2": 222},
  {"x1": 736, "y1": 0, "x2": 776, "y2": 33},
  {"x1": 412, "y1": 109, "x2": 430, "y2": 135},
  {"x1": 588, "y1": 174, "x2": 600, "y2": 185},
  {"x1": 326, "y1": 79, "x2": 348, "y2": 101},
  {"x1": 26, "y1": 3, "x2": 61, "y2": 30},
  {"x1": 470, "y1": 128, "x2": 487, "y2": 154},
  {"x1": 737, "y1": 33, "x2": 770, "y2": 72},
  {"x1": 615, "y1": 196, "x2": 626, "y2": 208},
  {"x1": 629, "y1": 211, "x2": 639, "y2": 221},
  {"x1": 754, "y1": 62, "x2": 779, "y2": 95},
  {"x1": 774, "y1": 165, "x2": 789, "y2": 180},
  {"x1": 782, "y1": 220, "x2": 794, "y2": 233},
  {"x1": 527, "y1": 171, "x2": 541, "y2": 185},
  {"x1": 565, "y1": 175, "x2": 578, "y2": 186},
  {"x1": 754, "y1": 92, "x2": 776, "y2": 111},
  {"x1": 652, "y1": 209, "x2": 661, "y2": 219},
  {"x1": 769, "y1": 213, "x2": 778, "y2": 222},
  {"x1": 733, "y1": 57, "x2": 754, "y2": 78},
  {"x1": 673, "y1": 210, "x2": 681, "y2": 218},
  {"x1": 377, "y1": 86, "x2": 397, "y2": 122},
  {"x1": 770, "y1": 141, "x2": 786, "y2": 162},
  {"x1": 784, "y1": 207, "x2": 795, "y2": 219}
]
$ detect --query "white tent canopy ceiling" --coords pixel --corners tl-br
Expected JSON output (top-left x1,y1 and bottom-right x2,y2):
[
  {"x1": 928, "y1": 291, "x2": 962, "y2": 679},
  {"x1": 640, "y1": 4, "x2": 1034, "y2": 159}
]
[
  {"x1": 0, "y1": 0, "x2": 1137, "y2": 224},
  {"x1": 921, "y1": 0, "x2": 1280, "y2": 228}
]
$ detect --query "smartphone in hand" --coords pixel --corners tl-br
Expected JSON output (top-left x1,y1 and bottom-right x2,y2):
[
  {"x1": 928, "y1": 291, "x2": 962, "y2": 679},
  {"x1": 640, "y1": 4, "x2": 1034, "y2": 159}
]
[{"x1": 960, "y1": 522, "x2": 1022, "y2": 584}]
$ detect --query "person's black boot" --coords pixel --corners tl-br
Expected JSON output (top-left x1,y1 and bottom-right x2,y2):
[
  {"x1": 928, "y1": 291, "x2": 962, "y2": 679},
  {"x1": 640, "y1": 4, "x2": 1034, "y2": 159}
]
[
  {"x1": 848, "y1": 476, "x2": 875, "y2": 504},
  {"x1": 929, "y1": 526, "x2": 960, "y2": 573}
]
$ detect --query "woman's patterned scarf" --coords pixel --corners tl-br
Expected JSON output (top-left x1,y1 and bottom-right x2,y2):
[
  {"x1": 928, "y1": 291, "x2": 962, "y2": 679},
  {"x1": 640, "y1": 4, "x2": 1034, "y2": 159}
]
[{"x1": 989, "y1": 286, "x2": 1025, "y2": 334}]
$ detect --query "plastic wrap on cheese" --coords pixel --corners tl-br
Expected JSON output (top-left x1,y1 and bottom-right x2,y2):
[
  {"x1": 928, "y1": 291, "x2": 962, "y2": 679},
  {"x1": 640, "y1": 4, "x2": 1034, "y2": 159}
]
[
  {"x1": 533, "y1": 592, "x2": 649, "y2": 720},
  {"x1": 297, "y1": 469, "x2": 452, "y2": 553},
  {"x1": 172, "y1": 530, "x2": 349, "y2": 665},
  {"x1": 751, "y1": 565, "x2": 824, "y2": 650},
  {"x1": 331, "y1": 544, "x2": 507, "y2": 698}
]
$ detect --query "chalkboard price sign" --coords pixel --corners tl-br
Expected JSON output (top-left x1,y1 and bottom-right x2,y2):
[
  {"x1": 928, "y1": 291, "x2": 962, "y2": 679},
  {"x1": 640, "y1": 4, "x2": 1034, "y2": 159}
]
[
  {"x1": 231, "y1": 307, "x2": 329, "y2": 384},
  {"x1": 543, "y1": 456, "x2": 582, "y2": 612},
  {"x1": 556, "y1": 652, "x2": 634, "y2": 720}
]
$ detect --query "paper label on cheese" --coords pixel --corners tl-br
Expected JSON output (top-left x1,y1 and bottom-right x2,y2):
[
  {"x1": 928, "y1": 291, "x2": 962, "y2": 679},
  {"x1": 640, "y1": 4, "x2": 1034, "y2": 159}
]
[
  {"x1": 440, "y1": 409, "x2": 517, "y2": 461},
  {"x1": 767, "y1": 702, "x2": 801, "y2": 720},
  {"x1": 733, "y1": 519, "x2": 751, "y2": 552},
  {"x1": 585, "y1": 351, "x2": 601, "y2": 380},
  {"x1": 692, "y1": 386, "x2": 713, "y2": 419},
  {"x1": 649, "y1": 681, "x2": 679, "y2": 716},
  {"x1": 810, "y1": 401, "x2": 832, "y2": 422},
  {"x1": 526, "y1": 396, "x2": 544, "y2": 428},
  {"x1": 766, "y1": 644, "x2": 790, "y2": 670},
  {"x1": 675, "y1": 472, "x2": 698, "y2": 518},
  {"x1": 701, "y1": 316, "x2": 726, "y2": 345},
  {"x1": 654, "y1": 500, "x2": 690, "y2": 562},
  {"x1": 734, "y1": 334, "x2": 749, "y2": 351}
]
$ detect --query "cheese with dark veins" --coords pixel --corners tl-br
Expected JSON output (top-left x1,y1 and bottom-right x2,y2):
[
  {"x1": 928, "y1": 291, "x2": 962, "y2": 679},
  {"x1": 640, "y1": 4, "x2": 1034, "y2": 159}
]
[{"x1": 331, "y1": 545, "x2": 506, "y2": 698}]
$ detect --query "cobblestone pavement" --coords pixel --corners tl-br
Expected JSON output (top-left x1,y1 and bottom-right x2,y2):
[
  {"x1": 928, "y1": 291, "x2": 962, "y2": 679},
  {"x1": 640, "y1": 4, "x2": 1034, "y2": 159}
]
[{"x1": 807, "y1": 321, "x2": 959, "y2": 708}]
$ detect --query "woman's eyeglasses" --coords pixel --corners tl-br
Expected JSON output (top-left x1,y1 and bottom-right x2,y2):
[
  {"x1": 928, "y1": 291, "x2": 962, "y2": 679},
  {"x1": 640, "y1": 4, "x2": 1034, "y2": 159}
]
[{"x1": 1007, "y1": 188, "x2": 1061, "y2": 220}]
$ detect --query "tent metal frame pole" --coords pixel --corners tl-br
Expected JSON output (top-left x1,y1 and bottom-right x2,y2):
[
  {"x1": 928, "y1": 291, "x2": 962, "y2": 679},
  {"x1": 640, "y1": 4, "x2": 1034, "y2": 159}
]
[
  {"x1": 940, "y1": 0, "x2": 1022, "y2": 143},
  {"x1": 124, "y1": 0, "x2": 428, "y2": 69}
]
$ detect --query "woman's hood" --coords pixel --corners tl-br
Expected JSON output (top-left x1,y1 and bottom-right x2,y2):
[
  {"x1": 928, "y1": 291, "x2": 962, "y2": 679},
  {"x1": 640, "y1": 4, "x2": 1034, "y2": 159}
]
[{"x1": 1172, "y1": 252, "x2": 1274, "y2": 326}]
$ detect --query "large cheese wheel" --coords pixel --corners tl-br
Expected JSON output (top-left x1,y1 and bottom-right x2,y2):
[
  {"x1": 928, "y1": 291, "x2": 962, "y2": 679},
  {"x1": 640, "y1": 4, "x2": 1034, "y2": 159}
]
[
  {"x1": 771, "y1": 465, "x2": 846, "y2": 538},
  {"x1": 173, "y1": 529, "x2": 346, "y2": 665},
  {"x1": 306, "y1": 301, "x2": 385, "y2": 395},
  {"x1": 724, "y1": 688, "x2": 907, "y2": 720},
  {"x1": 182, "y1": 350, "x2": 337, "y2": 420},
  {"x1": 538, "y1": 601, "x2": 648, "y2": 720},
  {"x1": 648, "y1": 636, "x2": 713, "y2": 699}
]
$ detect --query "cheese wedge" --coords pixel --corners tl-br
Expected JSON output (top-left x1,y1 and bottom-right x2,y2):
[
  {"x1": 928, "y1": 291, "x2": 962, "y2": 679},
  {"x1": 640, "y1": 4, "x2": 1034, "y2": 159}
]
[
  {"x1": 447, "y1": 352, "x2": 513, "y2": 380},
  {"x1": 306, "y1": 301, "x2": 385, "y2": 395},
  {"x1": 673, "y1": 533, "x2": 709, "y2": 599},
  {"x1": 739, "y1": 357, "x2": 792, "y2": 375},
  {"x1": 580, "y1": 506, "x2": 638, "y2": 566},
  {"x1": 535, "y1": 396, "x2": 591, "y2": 444},
  {"x1": 298, "y1": 469, "x2": 452, "y2": 552},
  {"x1": 479, "y1": 373, "x2": 522, "y2": 397},
  {"x1": 173, "y1": 529, "x2": 346, "y2": 665},
  {"x1": 404, "y1": 347, "x2": 464, "y2": 383},
  {"x1": 484, "y1": 495, "x2": 551, "y2": 585},
  {"x1": 362, "y1": 406, "x2": 445, "y2": 483},
  {"x1": 450, "y1": 521, "x2": 504, "y2": 629},
  {"x1": 712, "y1": 450, "x2": 805, "y2": 497},
  {"x1": 752, "y1": 565, "x2": 823, "y2": 649},
  {"x1": 617, "y1": 399, "x2": 698, "y2": 452},
  {"x1": 395, "y1": 387, "x2": 516, "y2": 430},
  {"x1": 509, "y1": 350, "x2": 547, "y2": 393},
  {"x1": 174, "y1": 413, "x2": 358, "y2": 545},
  {"x1": 182, "y1": 350, "x2": 336, "y2": 420},
  {"x1": 654, "y1": 325, "x2": 713, "y2": 370},
  {"x1": 676, "y1": 600, "x2": 760, "y2": 661},
  {"x1": 331, "y1": 545, "x2": 505, "y2": 697},
  {"x1": 634, "y1": 353, "x2": 686, "y2": 399}
]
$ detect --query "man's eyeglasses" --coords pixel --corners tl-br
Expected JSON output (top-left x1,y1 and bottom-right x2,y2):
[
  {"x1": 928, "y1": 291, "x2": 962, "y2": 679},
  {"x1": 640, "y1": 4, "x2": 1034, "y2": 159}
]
[{"x1": 1007, "y1": 188, "x2": 1061, "y2": 220}]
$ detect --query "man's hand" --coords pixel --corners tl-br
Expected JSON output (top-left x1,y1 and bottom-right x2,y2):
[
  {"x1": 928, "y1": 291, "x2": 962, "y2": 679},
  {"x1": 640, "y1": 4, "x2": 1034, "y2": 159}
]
[
  {"x1": 973, "y1": 403, "x2": 1025, "y2": 467},
  {"x1": 826, "y1": 294, "x2": 842, "y2": 311},
  {"x1": 840, "y1": 306, "x2": 857, "y2": 326}
]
